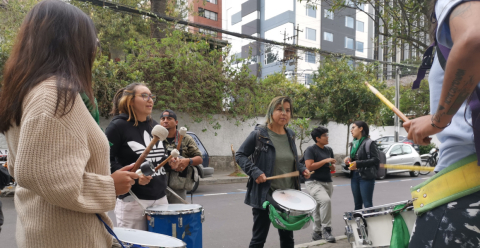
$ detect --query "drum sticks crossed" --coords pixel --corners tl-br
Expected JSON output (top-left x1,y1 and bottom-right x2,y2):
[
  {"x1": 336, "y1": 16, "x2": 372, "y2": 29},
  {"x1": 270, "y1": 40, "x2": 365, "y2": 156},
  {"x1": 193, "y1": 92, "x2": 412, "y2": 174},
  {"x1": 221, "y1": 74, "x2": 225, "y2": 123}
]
[{"x1": 266, "y1": 171, "x2": 315, "y2": 181}]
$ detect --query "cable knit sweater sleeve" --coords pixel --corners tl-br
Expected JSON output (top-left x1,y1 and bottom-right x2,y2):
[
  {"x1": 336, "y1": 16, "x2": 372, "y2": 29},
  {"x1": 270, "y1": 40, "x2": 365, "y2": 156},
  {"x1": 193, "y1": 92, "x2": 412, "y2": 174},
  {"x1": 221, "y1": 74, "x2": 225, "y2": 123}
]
[{"x1": 14, "y1": 113, "x2": 116, "y2": 213}]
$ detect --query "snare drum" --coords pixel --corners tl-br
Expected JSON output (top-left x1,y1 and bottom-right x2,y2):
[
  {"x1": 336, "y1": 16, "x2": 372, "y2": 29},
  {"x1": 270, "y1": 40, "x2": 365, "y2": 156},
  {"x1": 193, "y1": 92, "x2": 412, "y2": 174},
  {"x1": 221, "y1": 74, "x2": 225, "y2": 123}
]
[
  {"x1": 113, "y1": 227, "x2": 186, "y2": 248},
  {"x1": 266, "y1": 189, "x2": 316, "y2": 230},
  {"x1": 343, "y1": 200, "x2": 416, "y2": 248},
  {"x1": 145, "y1": 204, "x2": 204, "y2": 248}
]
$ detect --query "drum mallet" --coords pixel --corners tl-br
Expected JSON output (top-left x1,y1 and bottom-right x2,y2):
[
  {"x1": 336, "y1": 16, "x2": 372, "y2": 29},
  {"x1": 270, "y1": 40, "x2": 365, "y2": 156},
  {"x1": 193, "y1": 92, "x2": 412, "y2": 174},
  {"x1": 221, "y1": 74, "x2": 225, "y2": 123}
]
[
  {"x1": 382, "y1": 164, "x2": 435, "y2": 172},
  {"x1": 131, "y1": 125, "x2": 169, "y2": 172},
  {"x1": 266, "y1": 171, "x2": 315, "y2": 181},
  {"x1": 135, "y1": 161, "x2": 155, "y2": 177},
  {"x1": 154, "y1": 149, "x2": 180, "y2": 171},
  {"x1": 176, "y1": 127, "x2": 188, "y2": 151},
  {"x1": 364, "y1": 82, "x2": 409, "y2": 122}
]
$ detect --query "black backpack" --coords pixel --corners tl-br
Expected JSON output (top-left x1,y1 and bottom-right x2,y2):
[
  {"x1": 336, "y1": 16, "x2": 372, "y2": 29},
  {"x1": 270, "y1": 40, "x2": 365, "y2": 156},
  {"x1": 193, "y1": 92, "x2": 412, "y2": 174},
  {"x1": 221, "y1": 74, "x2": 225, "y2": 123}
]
[
  {"x1": 0, "y1": 165, "x2": 11, "y2": 190},
  {"x1": 360, "y1": 139, "x2": 386, "y2": 180}
]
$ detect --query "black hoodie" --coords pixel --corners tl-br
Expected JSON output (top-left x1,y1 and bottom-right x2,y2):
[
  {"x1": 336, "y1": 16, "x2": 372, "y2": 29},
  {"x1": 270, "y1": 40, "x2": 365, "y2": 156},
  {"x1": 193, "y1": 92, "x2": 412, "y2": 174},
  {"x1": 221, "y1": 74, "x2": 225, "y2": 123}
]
[{"x1": 105, "y1": 113, "x2": 167, "y2": 200}]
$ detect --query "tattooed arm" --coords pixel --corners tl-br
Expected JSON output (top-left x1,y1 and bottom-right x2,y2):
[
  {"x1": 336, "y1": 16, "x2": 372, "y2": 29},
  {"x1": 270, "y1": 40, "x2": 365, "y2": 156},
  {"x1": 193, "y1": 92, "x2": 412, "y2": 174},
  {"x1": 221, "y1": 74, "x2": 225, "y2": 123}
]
[{"x1": 404, "y1": 2, "x2": 480, "y2": 145}]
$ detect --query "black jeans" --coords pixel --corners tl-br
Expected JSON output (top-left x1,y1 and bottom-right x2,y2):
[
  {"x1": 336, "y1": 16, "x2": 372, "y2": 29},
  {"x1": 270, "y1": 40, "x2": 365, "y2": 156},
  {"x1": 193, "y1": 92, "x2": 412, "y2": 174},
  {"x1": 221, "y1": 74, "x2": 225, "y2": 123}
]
[{"x1": 249, "y1": 207, "x2": 294, "y2": 248}]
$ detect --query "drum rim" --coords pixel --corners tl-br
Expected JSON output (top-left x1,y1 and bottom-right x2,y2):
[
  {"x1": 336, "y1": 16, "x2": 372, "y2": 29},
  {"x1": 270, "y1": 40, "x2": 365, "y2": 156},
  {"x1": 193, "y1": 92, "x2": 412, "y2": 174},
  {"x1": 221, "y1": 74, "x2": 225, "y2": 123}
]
[
  {"x1": 145, "y1": 204, "x2": 203, "y2": 215},
  {"x1": 272, "y1": 189, "x2": 316, "y2": 214},
  {"x1": 113, "y1": 227, "x2": 187, "y2": 247},
  {"x1": 343, "y1": 200, "x2": 414, "y2": 219}
]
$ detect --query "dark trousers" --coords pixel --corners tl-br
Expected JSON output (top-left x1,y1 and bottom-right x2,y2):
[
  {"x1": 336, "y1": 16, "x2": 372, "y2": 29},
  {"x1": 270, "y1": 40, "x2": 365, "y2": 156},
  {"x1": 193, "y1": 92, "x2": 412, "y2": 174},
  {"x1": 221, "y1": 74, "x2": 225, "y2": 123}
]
[
  {"x1": 249, "y1": 208, "x2": 294, "y2": 248},
  {"x1": 350, "y1": 171, "x2": 375, "y2": 210},
  {"x1": 409, "y1": 190, "x2": 480, "y2": 248},
  {"x1": 0, "y1": 200, "x2": 3, "y2": 233}
]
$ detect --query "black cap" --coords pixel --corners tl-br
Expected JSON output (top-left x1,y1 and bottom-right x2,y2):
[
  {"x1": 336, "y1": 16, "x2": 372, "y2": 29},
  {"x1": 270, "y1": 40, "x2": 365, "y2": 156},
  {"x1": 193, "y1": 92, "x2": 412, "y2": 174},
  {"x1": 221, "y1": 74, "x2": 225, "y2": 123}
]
[{"x1": 160, "y1": 109, "x2": 177, "y2": 120}]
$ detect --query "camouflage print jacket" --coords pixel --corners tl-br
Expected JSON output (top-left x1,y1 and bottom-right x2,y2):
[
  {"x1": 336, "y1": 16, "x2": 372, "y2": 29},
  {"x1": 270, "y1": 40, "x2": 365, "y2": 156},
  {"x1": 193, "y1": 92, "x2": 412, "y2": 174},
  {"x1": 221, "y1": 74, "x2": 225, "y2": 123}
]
[{"x1": 163, "y1": 132, "x2": 202, "y2": 172}]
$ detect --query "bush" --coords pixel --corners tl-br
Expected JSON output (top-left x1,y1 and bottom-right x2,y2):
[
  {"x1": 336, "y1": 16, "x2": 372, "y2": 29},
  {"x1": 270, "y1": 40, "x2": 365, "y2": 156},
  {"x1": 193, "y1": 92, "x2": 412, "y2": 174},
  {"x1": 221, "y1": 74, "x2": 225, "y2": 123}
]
[{"x1": 419, "y1": 143, "x2": 437, "y2": 155}]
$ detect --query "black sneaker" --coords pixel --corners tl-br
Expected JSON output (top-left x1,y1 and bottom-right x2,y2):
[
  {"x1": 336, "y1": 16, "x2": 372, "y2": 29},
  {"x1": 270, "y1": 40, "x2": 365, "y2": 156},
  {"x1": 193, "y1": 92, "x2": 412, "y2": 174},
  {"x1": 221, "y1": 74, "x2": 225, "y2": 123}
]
[
  {"x1": 312, "y1": 231, "x2": 322, "y2": 241},
  {"x1": 322, "y1": 227, "x2": 336, "y2": 243}
]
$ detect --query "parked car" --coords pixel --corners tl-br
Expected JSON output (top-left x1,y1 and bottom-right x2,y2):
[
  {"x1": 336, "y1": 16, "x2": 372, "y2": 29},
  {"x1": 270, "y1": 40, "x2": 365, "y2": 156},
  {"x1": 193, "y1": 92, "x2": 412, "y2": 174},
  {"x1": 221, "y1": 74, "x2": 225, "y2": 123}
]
[
  {"x1": 342, "y1": 143, "x2": 422, "y2": 179},
  {"x1": 186, "y1": 131, "x2": 213, "y2": 194},
  {"x1": 375, "y1": 136, "x2": 419, "y2": 153}
]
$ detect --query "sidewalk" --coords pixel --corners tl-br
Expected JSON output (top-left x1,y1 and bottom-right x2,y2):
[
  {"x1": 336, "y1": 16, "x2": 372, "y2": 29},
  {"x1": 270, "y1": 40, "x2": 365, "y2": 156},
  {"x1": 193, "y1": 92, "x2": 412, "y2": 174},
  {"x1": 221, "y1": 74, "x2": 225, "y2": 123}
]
[{"x1": 295, "y1": 235, "x2": 350, "y2": 248}]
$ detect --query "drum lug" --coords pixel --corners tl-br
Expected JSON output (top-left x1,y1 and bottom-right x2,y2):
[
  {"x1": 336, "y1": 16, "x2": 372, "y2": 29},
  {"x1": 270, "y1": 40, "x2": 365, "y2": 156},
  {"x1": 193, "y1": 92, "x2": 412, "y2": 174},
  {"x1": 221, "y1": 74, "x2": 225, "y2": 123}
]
[
  {"x1": 149, "y1": 217, "x2": 154, "y2": 228},
  {"x1": 201, "y1": 208, "x2": 205, "y2": 223},
  {"x1": 178, "y1": 216, "x2": 183, "y2": 228},
  {"x1": 355, "y1": 217, "x2": 372, "y2": 245}
]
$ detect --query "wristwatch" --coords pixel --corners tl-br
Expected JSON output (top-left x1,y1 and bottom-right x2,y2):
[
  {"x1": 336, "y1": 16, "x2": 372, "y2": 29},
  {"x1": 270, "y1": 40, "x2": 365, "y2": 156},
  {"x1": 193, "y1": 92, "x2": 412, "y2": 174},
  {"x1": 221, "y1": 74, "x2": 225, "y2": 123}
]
[{"x1": 189, "y1": 158, "x2": 193, "y2": 166}]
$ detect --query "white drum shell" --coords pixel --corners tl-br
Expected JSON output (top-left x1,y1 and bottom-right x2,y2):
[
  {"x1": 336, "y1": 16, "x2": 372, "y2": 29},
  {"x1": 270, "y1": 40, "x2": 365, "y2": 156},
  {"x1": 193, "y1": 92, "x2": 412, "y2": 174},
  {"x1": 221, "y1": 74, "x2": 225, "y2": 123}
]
[
  {"x1": 344, "y1": 201, "x2": 416, "y2": 248},
  {"x1": 113, "y1": 227, "x2": 186, "y2": 248},
  {"x1": 271, "y1": 189, "x2": 317, "y2": 216}
]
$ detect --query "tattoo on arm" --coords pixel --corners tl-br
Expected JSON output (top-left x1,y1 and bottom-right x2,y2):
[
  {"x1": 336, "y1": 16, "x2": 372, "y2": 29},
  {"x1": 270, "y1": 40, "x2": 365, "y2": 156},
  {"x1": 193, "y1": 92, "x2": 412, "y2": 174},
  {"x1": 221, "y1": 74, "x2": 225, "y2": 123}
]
[
  {"x1": 445, "y1": 69, "x2": 465, "y2": 105},
  {"x1": 446, "y1": 76, "x2": 476, "y2": 115}
]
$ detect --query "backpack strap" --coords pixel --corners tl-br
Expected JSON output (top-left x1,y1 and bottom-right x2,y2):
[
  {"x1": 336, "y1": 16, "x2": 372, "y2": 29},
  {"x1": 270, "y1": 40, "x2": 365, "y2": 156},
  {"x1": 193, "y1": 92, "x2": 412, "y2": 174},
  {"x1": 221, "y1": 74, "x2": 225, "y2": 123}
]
[
  {"x1": 364, "y1": 139, "x2": 372, "y2": 159},
  {"x1": 251, "y1": 129, "x2": 262, "y2": 164}
]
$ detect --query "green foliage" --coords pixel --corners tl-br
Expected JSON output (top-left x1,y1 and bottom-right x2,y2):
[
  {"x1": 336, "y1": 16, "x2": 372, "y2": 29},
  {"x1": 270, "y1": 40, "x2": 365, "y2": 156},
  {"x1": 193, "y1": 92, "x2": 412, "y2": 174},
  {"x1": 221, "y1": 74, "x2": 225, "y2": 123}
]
[
  {"x1": 419, "y1": 143, "x2": 437, "y2": 155},
  {"x1": 288, "y1": 117, "x2": 314, "y2": 155}
]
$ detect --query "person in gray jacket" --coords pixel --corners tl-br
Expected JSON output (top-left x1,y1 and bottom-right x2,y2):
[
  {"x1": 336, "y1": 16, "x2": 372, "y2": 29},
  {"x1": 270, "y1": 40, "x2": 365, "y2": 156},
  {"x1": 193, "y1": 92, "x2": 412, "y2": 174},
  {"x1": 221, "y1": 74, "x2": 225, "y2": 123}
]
[{"x1": 236, "y1": 96, "x2": 311, "y2": 248}]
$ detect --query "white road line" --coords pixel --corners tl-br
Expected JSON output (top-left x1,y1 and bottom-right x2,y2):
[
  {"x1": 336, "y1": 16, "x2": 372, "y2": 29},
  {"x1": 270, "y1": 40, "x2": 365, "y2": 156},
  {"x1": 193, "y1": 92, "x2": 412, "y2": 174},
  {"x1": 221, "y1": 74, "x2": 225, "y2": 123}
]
[
  {"x1": 376, "y1": 181, "x2": 389, "y2": 183},
  {"x1": 401, "y1": 179, "x2": 412, "y2": 182},
  {"x1": 421, "y1": 177, "x2": 430, "y2": 179},
  {"x1": 237, "y1": 189, "x2": 247, "y2": 191},
  {"x1": 204, "y1": 193, "x2": 228, "y2": 196},
  {"x1": 301, "y1": 188, "x2": 305, "y2": 190}
]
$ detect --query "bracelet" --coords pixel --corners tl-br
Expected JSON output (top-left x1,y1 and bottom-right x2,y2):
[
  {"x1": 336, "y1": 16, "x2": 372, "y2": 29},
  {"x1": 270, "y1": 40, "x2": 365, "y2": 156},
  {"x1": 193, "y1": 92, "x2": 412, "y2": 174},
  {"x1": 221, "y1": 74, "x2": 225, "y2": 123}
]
[{"x1": 431, "y1": 115, "x2": 451, "y2": 129}]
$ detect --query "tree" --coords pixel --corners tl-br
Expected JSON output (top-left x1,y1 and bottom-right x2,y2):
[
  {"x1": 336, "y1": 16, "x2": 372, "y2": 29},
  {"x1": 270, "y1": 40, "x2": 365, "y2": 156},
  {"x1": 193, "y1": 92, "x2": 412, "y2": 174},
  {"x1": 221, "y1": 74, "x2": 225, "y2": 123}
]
[
  {"x1": 288, "y1": 117, "x2": 314, "y2": 156},
  {"x1": 311, "y1": 57, "x2": 385, "y2": 155}
]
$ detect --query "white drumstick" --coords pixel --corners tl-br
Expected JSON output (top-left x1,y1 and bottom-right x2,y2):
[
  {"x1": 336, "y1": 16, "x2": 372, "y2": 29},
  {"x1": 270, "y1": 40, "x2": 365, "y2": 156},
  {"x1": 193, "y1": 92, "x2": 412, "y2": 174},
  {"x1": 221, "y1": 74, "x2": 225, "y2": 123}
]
[{"x1": 155, "y1": 149, "x2": 180, "y2": 171}]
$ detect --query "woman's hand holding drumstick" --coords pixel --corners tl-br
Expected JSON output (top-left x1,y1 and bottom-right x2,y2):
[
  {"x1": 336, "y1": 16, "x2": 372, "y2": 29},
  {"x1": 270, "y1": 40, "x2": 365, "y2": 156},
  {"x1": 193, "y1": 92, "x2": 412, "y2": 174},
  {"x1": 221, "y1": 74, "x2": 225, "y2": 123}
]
[{"x1": 255, "y1": 170, "x2": 315, "y2": 184}]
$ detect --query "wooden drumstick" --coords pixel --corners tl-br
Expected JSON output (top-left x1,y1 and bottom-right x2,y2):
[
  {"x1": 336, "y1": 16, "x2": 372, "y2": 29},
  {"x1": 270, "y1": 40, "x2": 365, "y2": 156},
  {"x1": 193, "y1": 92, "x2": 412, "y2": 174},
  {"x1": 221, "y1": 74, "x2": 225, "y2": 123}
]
[
  {"x1": 131, "y1": 125, "x2": 169, "y2": 172},
  {"x1": 266, "y1": 171, "x2": 315, "y2": 181},
  {"x1": 176, "y1": 127, "x2": 187, "y2": 151},
  {"x1": 364, "y1": 82, "x2": 409, "y2": 122},
  {"x1": 154, "y1": 149, "x2": 180, "y2": 171},
  {"x1": 381, "y1": 164, "x2": 435, "y2": 172}
]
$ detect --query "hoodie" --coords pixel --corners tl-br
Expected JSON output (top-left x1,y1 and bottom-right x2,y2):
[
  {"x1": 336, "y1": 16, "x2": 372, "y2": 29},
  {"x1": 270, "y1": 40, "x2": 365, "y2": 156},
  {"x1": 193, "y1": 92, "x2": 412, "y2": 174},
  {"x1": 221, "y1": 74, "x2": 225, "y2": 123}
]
[{"x1": 105, "y1": 113, "x2": 167, "y2": 200}]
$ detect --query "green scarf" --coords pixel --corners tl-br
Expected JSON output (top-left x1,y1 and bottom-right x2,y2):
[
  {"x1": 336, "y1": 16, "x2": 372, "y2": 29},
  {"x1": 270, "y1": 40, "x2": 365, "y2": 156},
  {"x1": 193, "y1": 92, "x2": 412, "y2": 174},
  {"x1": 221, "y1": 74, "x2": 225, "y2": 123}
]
[
  {"x1": 350, "y1": 137, "x2": 366, "y2": 159},
  {"x1": 390, "y1": 204, "x2": 410, "y2": 248},
  {"x1": 81, "y1": 93, "x2": 113, "y2": 147}
]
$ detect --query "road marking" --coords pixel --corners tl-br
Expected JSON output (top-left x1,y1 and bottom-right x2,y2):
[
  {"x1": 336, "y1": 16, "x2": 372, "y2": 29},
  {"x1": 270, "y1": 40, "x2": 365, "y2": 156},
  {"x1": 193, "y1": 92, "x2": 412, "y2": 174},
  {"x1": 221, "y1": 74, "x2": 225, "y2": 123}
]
[
  {"x1": 203, "y1": 193, "x2": 228, "y2": 196},
  {"x1": 421, "y1": 177, "x2": 429, "y2": 179},
  {"x1": 237, "y1": 189, "x2": 247, "y2": 191},
  {"x1": 301, "y1": 187, "x2": 305, "y2": 190},
  {"x1": 376, "y1": 181, "x2": 389, "y2": 183},
  {"x1": 401, "y1": 179, "x2": 412, "y2": 182}
]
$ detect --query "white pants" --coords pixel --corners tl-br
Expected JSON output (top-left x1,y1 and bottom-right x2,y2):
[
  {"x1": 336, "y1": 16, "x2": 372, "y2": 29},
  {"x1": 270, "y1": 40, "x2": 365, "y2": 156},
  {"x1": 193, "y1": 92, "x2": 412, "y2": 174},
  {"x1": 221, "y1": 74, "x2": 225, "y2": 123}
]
[{"x1": 114, "y1": 196, "x2": 168, "y2": 230}]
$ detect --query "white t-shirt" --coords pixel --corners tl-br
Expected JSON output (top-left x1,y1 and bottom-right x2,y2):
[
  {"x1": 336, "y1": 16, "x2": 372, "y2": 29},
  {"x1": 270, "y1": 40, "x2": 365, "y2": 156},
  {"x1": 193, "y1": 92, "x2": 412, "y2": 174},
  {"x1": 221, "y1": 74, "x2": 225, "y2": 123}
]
[{"x1": 429, "y1": 0, "x2": 478, "y2": 171}]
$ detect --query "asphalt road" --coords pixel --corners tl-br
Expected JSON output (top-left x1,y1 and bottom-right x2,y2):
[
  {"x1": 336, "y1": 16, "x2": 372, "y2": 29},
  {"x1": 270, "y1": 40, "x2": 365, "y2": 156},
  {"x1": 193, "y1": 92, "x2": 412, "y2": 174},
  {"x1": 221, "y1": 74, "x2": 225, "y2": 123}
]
[{"x1": 0, "y1": 173, "x2": 431, "y2": 248}]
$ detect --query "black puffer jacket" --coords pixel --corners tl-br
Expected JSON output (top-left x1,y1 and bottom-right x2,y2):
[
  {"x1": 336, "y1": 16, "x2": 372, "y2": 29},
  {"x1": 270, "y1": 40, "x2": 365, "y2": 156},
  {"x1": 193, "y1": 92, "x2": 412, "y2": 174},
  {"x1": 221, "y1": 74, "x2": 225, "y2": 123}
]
[{"x1": 351, "y1": 138, "x2": 380, "y2": 170}]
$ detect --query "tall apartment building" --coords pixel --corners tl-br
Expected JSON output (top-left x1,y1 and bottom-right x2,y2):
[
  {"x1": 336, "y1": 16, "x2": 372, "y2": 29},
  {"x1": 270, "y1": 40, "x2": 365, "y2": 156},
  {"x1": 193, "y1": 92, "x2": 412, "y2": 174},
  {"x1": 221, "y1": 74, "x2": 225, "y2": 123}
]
[
  {"x1": 223, "y1": 0, "x2": 375, "y2": 84},
  {"x1": 189, "y1": 0, "x2": 222, "y2": 39}
]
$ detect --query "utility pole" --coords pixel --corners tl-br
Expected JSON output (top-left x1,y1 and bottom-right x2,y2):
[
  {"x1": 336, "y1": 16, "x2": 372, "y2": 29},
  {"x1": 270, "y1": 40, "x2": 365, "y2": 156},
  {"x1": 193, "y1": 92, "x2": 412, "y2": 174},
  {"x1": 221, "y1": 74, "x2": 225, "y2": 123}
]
[
  {"x1": 281, "y1": 28, "x2": 287, "y2": 67},
  {"x1": 294, "y1": 24, "x2": 303, "y2": 83},
  {"x1": 394, "y1": 66, "x2": 400, "y2": 142}
]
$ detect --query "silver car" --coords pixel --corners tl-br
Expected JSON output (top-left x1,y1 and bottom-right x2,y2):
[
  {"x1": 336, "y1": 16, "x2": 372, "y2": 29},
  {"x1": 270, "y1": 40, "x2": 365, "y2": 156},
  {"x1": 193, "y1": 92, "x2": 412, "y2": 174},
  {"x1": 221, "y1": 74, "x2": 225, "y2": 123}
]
[
  {"x1": 342, "y1": 143, "x2": 422, "y2": 179},
  {"x1": 375, "y1": 135, "x2": 406, "y2": 151}
]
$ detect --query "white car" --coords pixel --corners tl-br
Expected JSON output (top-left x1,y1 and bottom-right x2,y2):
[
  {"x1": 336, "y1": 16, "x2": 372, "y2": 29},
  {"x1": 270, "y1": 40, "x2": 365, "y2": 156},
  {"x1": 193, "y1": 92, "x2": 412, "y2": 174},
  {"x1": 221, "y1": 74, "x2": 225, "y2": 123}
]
[{"x1": 379, "y1": 143, "x2": 422, "y2": 178}]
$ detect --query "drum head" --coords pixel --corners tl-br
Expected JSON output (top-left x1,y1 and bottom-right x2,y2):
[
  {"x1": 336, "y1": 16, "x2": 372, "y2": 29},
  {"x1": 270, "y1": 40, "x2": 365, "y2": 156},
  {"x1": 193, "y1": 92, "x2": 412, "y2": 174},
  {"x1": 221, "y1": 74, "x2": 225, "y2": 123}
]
[
  {"x1": 272, "y1": 189, "x2": 316, "y2": 212},
  {"x1": 114, "y1": 227, "x2": 185, "y2": 247},
  {"x1": 146, "y1": 204, "x2": 203, "y2": 215}
]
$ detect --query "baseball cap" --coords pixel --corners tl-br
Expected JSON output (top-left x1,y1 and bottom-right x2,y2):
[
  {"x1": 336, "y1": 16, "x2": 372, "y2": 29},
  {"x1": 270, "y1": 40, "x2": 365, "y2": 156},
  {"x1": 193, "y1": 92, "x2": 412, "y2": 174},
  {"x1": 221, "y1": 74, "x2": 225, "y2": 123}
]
[{"x1": 160, "y1": 109, "x2": 177, "y2": 120}]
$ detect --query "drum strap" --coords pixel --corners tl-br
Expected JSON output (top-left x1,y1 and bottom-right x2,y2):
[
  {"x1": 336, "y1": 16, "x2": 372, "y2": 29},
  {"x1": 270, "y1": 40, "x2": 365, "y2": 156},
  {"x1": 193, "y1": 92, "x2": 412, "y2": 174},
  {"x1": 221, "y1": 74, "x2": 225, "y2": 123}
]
[
  {"x1": 96, "y1": 214, "x2": 126, "y2": 248},
  {"x1": 411, "y1": 154, "x2": 479, "y2": 214}
]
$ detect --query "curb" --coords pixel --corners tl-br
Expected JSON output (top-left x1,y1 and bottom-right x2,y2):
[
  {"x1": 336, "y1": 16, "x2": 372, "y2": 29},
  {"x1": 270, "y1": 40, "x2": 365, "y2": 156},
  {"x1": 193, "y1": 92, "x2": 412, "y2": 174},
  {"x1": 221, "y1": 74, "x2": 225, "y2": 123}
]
[{"x1": 295, "y1": 235, "x2": 348, "y2": 248}]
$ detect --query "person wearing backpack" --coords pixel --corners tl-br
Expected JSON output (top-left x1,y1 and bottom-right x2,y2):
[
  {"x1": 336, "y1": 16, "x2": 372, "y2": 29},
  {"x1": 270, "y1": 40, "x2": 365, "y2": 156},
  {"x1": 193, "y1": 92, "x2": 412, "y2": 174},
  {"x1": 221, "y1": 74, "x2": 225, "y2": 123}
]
[
  {"x1": 344, "y1": 121, "x2": 380, "y2": 210},
  {"x1": 236, "y1": 96, "x2": 311, "y2": 248},
  {"x1": 303, "y1": 126, "x2": 336, "y2": 243}
]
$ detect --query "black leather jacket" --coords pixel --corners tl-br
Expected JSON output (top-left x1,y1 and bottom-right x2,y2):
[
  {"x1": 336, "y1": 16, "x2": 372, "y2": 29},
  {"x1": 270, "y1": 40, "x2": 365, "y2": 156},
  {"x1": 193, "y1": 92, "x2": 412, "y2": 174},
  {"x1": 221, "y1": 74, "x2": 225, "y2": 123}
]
[{"x1": 352, "y1": 138, "x2": 380, "y2": 170}]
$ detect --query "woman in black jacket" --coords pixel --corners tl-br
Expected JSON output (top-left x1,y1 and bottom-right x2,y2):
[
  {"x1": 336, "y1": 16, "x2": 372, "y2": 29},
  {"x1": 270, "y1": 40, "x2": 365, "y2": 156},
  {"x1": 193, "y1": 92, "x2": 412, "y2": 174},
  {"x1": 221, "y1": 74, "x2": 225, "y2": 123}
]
[
  {"x1": 236, "y1": 96, "x2": 311, "y2": 248},
  {"x1": 344, "y1": 121, "x2": 379, "y2": 210}
]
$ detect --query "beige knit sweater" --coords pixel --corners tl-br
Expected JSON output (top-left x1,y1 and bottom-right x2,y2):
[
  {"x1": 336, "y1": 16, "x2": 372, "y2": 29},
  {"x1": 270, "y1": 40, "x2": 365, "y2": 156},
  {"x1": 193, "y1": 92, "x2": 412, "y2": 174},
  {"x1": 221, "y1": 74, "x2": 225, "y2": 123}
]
[{"x1": 6, "y1": 79, "x2": 116, "y2": 248}]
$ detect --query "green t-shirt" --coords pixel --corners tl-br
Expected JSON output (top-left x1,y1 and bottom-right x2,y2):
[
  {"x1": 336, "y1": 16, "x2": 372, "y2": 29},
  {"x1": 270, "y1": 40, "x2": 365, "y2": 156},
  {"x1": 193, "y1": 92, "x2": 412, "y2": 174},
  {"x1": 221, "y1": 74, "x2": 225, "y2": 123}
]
[{"x1": 267, "y1": 129, "x2": 296, "y2": 192}]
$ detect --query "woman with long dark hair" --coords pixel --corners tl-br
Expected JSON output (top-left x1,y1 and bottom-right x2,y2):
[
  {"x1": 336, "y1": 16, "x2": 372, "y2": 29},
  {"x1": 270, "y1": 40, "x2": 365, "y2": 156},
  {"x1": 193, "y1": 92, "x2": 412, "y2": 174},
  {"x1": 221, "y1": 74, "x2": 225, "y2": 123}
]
[
  {"x1": 404, "y1": 0, "x2": 480, "y2": 246},
  {"x1": 236, "y1": 96, "x2": 311, "y2": 248},
  {"x1": 344, "y1": 121, "x2": 379, "y2": 210},
  {"x1": 106, "y1": 83, "x2": 168, "y2": 231},
  {"x1": 0, "y1": 1, "x2": 138, "y2": 247}
]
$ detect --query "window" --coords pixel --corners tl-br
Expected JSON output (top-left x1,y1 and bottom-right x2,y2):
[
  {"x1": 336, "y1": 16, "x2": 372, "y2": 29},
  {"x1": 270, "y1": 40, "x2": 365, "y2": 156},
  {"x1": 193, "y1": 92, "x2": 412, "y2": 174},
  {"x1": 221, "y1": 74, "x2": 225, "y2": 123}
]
[
  {"x1": 356, "y1": 20, "x2": 364, "y2": 32},
  {"x1": 306, "y1": 4, "x2": 316, "y2": 18},
  {"x1": 356, "y1": 41, "x2": 364, "y2": 52},
  {"x1": 264, "y1": 47, "x2": 277, "y2": 65},
  {"x1": 390, "y1": 145, "x2": 403, "y2": 156},
  {"x1": 324, "y1": 9, "x2": 334, "y2": 19},
  {"x1": 199, "y1": 28, "x2": 217, "y2": 36},
  {"x1": 345, "y1": 0, "x2": 354, "y2": 7},
  {"x1": 206, "y1": 0, "x2": 217, "y2": 4},
  {"x1": 345, "y1": 37, "x2": 354, "y2": 49},
  {"x1": 305, "y1": 52, "x2": 315, "y2": 63},
  {"x1": 357, "y1": 3, "x2": 365, "y2": 10},
  {"x1": 345, "y1": 16, "x2": 354, "y2": 28},
  {"x1": 324, "y1": 32, "x2": 333, "y2": 42},
  {"x1": 199, "y1": 8, "x2": 218, "y2": 21},
  {"x1": 306, "y1": 28, "x2": 316, "y2": 41},
  {"x1": 402, "y1": 145, "x2": 412, "y2": 154},
  {"x1": 305, "y1": 74, "x2": 314, "y2": 85}
]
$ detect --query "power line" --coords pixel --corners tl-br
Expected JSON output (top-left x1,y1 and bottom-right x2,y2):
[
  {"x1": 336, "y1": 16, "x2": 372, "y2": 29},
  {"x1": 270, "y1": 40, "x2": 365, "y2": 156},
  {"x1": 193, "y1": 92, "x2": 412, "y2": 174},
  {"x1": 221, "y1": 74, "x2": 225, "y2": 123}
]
[{"x1": 76, "y1": 0, "x2": 418, "y2": 69}]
